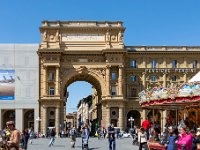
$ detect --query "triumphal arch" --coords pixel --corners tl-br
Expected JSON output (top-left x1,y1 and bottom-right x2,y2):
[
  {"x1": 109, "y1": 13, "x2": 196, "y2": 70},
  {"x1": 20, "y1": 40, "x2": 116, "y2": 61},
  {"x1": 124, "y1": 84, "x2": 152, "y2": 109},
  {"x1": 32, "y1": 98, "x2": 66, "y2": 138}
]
[{"x1": 38, "y1": 21, "x2": 200, "y2": 134}]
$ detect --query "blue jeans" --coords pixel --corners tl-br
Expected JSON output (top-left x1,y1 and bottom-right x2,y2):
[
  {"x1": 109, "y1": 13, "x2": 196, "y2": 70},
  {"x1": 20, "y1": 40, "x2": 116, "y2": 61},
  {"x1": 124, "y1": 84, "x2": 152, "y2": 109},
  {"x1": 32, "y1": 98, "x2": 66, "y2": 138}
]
[
  {"x1": 109, "y1": 139, "x2": 116, "y2": 150},
  {"x1": 49, "y1": 136, "x2": 55, "y2": 146}
]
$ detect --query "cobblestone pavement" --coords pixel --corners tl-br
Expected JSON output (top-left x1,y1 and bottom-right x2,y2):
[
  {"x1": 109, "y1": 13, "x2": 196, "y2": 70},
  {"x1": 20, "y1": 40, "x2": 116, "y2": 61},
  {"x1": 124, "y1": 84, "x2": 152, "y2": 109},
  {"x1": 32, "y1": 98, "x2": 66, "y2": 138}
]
[{"x1": 27, "y1": 137, "x2": 139, "y2": 150}]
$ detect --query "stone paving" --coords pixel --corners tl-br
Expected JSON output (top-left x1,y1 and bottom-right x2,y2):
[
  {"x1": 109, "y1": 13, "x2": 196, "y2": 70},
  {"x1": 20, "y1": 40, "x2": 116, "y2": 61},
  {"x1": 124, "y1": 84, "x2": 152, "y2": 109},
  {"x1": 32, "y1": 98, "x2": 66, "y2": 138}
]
[{"x1": 27, "y1": 137, "x2": 139, "y2": 150}]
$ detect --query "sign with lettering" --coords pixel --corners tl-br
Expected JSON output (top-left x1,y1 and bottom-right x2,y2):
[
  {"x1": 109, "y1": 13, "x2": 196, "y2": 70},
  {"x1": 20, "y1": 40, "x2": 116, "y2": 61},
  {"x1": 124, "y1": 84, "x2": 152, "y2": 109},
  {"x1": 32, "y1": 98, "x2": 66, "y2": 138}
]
[
  {"x1": 145, "y1": 68, "x2": 197, "y2": 73},
  {"x1": 62, "y1": 34, "x2": 104, "y2": 42}
]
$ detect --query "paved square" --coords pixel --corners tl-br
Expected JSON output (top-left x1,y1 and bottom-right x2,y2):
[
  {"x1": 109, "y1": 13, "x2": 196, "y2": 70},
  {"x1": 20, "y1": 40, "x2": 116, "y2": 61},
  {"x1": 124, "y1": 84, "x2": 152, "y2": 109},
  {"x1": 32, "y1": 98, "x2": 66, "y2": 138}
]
[{"x1": 27, "y1": 137, "x2": 139, "y2": 150}]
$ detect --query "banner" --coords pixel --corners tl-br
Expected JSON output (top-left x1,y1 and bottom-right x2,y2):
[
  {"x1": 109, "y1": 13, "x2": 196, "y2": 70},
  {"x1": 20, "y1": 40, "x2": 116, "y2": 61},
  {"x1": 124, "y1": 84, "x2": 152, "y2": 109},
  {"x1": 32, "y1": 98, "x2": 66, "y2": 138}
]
[{"x1": 0, "y1": 70, "x2": 15, "y2": 100}]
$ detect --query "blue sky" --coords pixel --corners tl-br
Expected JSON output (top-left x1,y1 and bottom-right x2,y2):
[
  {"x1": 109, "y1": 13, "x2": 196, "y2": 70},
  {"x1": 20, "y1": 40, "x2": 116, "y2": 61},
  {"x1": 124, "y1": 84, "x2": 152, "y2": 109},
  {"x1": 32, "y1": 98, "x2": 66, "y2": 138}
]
[{"x1": 0, "y1": 0, "x2": 200, "y2": 112}]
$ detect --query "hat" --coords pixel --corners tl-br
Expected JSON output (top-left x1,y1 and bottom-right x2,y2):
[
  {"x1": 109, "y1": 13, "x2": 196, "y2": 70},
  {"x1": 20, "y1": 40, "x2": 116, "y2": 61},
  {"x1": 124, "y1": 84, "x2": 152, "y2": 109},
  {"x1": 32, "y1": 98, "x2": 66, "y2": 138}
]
[{"x1": 6, "y1": 121, "x2": 14, "y2": 126}]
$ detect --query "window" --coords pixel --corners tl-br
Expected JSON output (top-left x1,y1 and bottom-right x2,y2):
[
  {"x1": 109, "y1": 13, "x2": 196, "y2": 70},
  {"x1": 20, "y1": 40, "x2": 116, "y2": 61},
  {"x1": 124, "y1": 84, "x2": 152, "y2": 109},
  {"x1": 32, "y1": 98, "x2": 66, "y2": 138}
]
[
  {"x1": 192, "y1": 60, "x2": 198, "y2": 68},
  {"x1": 49, "y1": 87, "x2": 55, "y2": 96},
  {"x1": 49, "y1": 72, "x2": 55, "y2": 81},
  {"x1": 130, "y1": 60, "x2": 137, "y2": 68},
  {"x1": 111, "y1": 73, "x2": 117, "y2": 80},
  {"x1": 172, "y1": 60, "x2": 177, "y2": 68},
  {"x1": 151, "y1": 76, "x2": 156, "y2": 82},
  {"x1": 111, "y1": 86, "x2": 116, "y2": 96},
  {"x1": 172, "y1": 76, "x2": 177, "y2": 82},
  {"x1": 152, "y1": 60, "x2": 157, "y2": 68},
  {"x1": 131, "y1": 88, "x2": 137, "y2": 97},
  {"x1": 130, "y1": 75, "x2": 137, "y2": 82}
]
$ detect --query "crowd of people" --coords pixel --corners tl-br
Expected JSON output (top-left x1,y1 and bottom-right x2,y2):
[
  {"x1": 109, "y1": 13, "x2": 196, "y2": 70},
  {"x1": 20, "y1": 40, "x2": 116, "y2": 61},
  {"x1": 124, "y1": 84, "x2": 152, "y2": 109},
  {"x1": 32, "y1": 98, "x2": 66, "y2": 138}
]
[{"x1": 131, "y1": 117, "x2": 200, "y2": 150}]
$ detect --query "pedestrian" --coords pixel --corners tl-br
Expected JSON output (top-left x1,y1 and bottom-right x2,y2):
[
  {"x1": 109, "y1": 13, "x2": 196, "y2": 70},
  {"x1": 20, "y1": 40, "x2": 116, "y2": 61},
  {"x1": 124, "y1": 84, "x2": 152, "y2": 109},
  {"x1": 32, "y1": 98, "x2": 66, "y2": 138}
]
[
  {"x1": 69, "y1": 127, "x2": 77, "y2": 148},
  {"x1": 103, "y1": 127, "x2": 107, "y2": 139},
  {"x1": 138, "y1": 127, "x2": 147, "y2": 150},
  {"x1": 6, "y1": 121, "x2": 21, "y2": 150},
  {"x1": 108, "y1": 123, "x2": 116, "y2": 150},
  {"x1": 97, "y1": 128, "x2": 101, "y2": 140},
  {"x1": 19, "y1": 130, "x2": 28, "y2": 150},
  {"x1": 166, "y1": 126, "x2": 178, "y2": 150},
  {"x1": 81, "y1": 124, "x2": 90, "y2": 149},
  {"x1": 48, "y1": 128, "x2": 55, "y2": 147},
  {"x1": 29, "y1": 128, "x2": 34, "y2": 144},
  {"x1": 141, "y1": 117, "x2": 150, "y2": 140}
]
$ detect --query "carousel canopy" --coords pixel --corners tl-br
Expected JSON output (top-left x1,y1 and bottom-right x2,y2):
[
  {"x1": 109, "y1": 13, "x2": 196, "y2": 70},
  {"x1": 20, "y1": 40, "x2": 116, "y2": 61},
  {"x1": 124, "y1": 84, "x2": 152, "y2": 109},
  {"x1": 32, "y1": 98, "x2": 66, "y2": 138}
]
[
  {"x1": 188, "y1": 71, "x2": 200, "y2": 82},
  {"x1": 138, "y1": 82, "x2": 200, "y2": 109}
]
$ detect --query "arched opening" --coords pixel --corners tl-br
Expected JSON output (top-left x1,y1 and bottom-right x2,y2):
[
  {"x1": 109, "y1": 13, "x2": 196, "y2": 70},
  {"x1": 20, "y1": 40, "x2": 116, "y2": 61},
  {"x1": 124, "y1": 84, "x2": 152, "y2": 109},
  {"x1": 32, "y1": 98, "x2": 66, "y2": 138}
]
[
  {"x1": 62, "y1": 72, "x2": 103, "y2": 135},
  {"x1": 24, "y1": 110, "x2": 34, "y2": 130},
  {"x1": 3, "y1": 110, "x2": 15, "y2": 127},
  {"x1": 127, "y1": 110, "x2": 141, "y2": 128}
]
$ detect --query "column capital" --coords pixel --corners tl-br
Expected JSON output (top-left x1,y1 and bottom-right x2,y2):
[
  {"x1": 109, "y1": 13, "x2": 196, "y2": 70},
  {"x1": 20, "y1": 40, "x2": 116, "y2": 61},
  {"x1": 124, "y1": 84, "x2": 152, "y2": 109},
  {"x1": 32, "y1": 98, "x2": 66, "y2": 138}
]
[
  {"x1": 106, "y1": 65, "x2": 111, "y2": 68},
  {"x1": 119, "y1": 65, "x2": 124, "y2": 68}
]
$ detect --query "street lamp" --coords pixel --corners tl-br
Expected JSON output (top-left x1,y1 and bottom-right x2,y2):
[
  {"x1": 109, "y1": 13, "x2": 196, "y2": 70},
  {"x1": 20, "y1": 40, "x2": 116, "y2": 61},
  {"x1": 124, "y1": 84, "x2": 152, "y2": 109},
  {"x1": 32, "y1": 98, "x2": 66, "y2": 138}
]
[
  {"x1": 128, "y1": 117, "x2": 134, "y2": 129},
  {"x1": 36, "y1": 117, "x2": 41, "y2": 137}
]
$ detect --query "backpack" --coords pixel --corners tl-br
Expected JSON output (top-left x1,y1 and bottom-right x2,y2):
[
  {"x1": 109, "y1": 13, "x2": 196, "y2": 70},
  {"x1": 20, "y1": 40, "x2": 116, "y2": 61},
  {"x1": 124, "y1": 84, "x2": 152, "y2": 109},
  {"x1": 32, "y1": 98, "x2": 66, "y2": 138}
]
[{"x1": 70, "y1": 129, "x2": 76, "y2": 136}]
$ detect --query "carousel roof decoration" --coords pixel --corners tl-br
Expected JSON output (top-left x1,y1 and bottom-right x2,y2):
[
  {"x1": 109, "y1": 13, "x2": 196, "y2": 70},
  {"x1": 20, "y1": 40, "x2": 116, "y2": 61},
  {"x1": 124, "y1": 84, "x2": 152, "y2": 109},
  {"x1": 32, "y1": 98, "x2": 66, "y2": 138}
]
[{"x1": 139, "y1": 82, "x2": 200, "y2": 108}]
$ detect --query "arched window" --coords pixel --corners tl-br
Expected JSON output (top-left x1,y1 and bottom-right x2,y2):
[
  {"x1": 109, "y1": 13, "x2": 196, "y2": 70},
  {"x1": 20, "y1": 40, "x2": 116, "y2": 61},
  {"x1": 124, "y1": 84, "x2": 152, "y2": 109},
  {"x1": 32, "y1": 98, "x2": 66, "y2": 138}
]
[
  {"x1": 172, "y1": 76, "x2": 177, "y2": 82},
  {"x1": 111, "y1": 73, "x2": 117, "y2": 80},
  {"x1": 151, "y1": 76, "x2": 156, "y2": 82}
]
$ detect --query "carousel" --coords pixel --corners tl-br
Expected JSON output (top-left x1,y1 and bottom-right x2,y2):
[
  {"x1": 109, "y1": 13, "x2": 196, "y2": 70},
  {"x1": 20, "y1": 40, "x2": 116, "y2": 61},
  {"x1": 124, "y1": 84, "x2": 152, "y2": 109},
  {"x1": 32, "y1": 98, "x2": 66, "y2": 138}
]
[{"x1": 138, "y1": 72, "x2": 200, "y2": 150}]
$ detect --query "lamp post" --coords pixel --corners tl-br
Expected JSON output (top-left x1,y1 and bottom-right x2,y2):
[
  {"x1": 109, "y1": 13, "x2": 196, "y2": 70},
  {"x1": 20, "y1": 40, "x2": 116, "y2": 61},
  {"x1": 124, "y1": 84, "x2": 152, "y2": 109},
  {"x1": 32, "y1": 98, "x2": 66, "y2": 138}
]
[
  {"x1": 128, "y1": 117, "x2": 134, "y2": 129},
  {"x1": 36, "y1": 117, "x2": 41, "y2": 138}
]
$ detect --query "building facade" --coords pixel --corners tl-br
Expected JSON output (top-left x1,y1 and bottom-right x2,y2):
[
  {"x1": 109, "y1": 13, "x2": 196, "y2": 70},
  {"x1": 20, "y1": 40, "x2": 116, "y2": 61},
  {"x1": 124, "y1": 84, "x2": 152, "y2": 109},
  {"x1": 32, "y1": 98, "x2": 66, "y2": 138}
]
[
  {"x1": 0, "y1": 44, "x2": 39, "y2": 132},
  {"x1": 37, "y1": 21, "x2": 200, "y2": 135},
  {"x1": 66, "y1": 112, "x2": 77, "y2": 129}
]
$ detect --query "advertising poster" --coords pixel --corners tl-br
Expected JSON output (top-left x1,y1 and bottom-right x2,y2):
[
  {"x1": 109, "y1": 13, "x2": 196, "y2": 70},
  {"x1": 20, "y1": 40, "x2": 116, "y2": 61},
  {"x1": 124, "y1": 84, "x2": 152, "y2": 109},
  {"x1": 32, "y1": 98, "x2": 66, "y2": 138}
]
[{"x1": 0, "y1": 70, "x2": 15, "y2": 100}]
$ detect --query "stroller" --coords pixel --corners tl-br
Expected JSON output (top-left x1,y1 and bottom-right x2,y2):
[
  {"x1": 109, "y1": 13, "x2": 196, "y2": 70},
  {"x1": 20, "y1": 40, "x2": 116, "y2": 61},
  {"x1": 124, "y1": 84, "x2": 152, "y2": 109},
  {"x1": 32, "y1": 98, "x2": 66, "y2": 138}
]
[
  {"x1": 82, "y1": 137, "x2": 89, "y2": 150},
  {"x1": 132, "y1": 133, "x2": 139, "y2": 146}
]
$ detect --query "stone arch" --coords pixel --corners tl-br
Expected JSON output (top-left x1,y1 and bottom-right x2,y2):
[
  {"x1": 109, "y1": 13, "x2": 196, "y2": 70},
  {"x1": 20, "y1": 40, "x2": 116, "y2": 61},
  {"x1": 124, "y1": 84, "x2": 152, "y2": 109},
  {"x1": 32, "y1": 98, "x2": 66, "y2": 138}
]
[
  {"x1": 127, "y1": 110, "x2": 141, "y2": 127},
  {"x1": 3, "y1": 110, "x2": 15, "y2": 127},
  {"x1": 61, "y1": 67, "x2": 106, "y2": 103}
]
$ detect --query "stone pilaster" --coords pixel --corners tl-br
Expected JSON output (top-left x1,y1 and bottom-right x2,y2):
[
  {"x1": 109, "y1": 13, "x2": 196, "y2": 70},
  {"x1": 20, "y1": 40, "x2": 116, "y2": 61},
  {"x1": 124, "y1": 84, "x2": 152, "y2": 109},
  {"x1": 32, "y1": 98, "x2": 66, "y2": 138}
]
[
  {"x1": 55, "y1": 67, "x2": 59, "y2": 96},
  {"x1": 118, "y1": 107, "x2": 124, "y2": 130},
  {"x1": 42, "y1": 107, "x2": 47, "y2": 135},
  {"x1": 106, "y1": 66, "x2": 111, "y2": 96},
  {"x1": 15, "y1": 109, "x2": 23, "y2": 132},
  {"x1": 55, "y1": 107, "x2": 60, "y2": 137},
  {"x1": 43, "y1": 66, "x2": 47, "y2": 96},
  {"x1": 118, "y1": 66, "x2": 123, "y2": 96}
]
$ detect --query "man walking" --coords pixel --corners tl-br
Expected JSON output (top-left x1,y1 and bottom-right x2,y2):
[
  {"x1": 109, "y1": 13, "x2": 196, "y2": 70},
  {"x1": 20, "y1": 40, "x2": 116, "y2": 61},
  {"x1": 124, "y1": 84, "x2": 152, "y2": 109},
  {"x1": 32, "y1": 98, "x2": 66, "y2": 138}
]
[
  {"x1": 69, "y1": 127, "x2": 77, "y2": 148},
  {"x1": 108, "y1": 123, "x2": 116, "y2": 150},
  {"x1": 48, "y1": 128, "x2": 55, "y2": 147},
  {"x1": 142, "y1": 118, "x2": 150, "y2": 140}
]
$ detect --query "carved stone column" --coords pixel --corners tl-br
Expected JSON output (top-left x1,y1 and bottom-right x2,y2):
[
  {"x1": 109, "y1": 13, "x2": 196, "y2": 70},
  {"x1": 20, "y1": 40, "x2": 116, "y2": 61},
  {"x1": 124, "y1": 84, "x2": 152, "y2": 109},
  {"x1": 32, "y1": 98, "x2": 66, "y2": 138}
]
[
  {"x1": 15, "y1": 109, "x2": 24, "y2": 133},
  {"x1": 163, "y1": 73, "x2": 167, "y2": 88},
  {"x1": 55, "y1": 66, "x2": 59, "y2": 96},
  {"x1": 43, "y1": 66, "x2": 47, "y2": 96},
  {"x1": 42, "y1": 107, "x2": 47, "y2": 135},
  {"x1": 106, "y1": 66, "x2": 111, "y2": 96},
  {"x1": 142, "y1": 72, "x2": 146, "y2": 90},
  {"x1": 118, "y1": 65, "x2": 123, "y2": 96},
  {"x1": 55, "y1": 107, "x2": 60, "y2": 137},
  {"x1": 118, "y1": 107, "x2": 124, "y2": 130}
]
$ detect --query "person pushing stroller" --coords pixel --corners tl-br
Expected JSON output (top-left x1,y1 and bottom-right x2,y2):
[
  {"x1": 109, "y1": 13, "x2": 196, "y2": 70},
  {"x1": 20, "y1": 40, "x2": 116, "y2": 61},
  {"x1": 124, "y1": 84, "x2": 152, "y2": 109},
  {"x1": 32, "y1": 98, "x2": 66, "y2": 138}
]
[{"x1": 81, "y1": 124, "x2": 90, "y2": 150}]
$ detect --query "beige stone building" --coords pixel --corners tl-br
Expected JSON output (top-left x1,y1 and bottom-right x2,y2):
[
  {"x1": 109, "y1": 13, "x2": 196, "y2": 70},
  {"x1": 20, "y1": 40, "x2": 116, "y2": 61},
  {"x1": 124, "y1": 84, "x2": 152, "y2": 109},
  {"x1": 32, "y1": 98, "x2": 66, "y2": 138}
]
[
  {"x1": 66, "y1": 112, "x2": 77, "y2": 129},
  {"x1": 38, "y1": 21, "x2": 200, "y2": 135}
]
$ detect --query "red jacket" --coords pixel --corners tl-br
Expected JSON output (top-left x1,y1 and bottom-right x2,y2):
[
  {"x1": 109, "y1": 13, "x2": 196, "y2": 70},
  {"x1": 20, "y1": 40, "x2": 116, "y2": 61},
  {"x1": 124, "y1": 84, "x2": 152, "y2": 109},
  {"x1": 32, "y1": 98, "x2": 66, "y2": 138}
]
[{"x1": 142, "y1": 120, "x2": 150, "y2": 130}]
